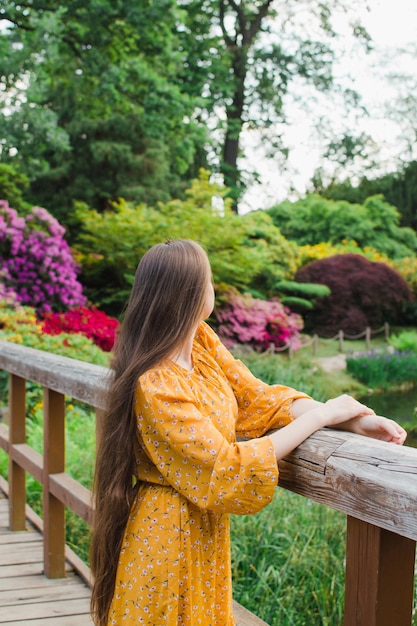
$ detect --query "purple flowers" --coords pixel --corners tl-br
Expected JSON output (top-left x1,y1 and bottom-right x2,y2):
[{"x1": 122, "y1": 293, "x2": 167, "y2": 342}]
[
  {"x1": 215, "y1": 291, "x2": 303, "y2": 351},
  {"x1": 0, "y1": 200, "x2": 86, "y2": 313}
]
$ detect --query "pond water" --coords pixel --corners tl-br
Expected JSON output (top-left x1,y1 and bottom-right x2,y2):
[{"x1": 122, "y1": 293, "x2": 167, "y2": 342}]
[{"x1": 359, "y1": 387, "x2": 417, "y2": 448}]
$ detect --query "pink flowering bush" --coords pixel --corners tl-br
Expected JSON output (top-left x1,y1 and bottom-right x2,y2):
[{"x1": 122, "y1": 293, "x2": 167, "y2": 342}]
[
  {"x1": 215, "y1": 291, "x2": 304, "y2": 351},
  {"x1": 0, "y1": 201, "x2": 86, "y2": 313},
  {"x1": 41, "y1": 306, "x2": 119, "y2": 352}
]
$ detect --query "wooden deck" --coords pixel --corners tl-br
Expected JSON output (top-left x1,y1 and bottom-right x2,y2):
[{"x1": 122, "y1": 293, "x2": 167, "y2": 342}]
[
  {"x1": 0, "y1": 496, "x2": 93, "y2": 625},
  {"x1": 0, "y1": 494, "x2": 268, "y2": 626}
]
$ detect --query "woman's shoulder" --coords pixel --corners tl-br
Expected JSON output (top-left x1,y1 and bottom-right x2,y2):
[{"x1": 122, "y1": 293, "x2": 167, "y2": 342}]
[
  {"x1": 195, "y1": 320, "x2": 220, "y2": 351},
  {"x1": 138, "y1": 361, "x2": 178, "y2": 390}
]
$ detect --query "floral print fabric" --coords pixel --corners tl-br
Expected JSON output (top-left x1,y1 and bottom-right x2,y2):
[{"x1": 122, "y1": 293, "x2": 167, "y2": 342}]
[{"x1": 108, "y1": 322, "x2": 309, "y2": 625}]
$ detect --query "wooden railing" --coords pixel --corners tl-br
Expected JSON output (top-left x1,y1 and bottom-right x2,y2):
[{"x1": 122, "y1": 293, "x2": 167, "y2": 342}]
[{"x1": 1, "y1": 340, "x2": 417, "y2": 626}]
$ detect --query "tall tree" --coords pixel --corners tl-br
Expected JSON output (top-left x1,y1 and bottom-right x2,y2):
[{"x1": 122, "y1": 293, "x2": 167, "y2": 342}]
[
  {"x1": 0, "y1": 1, "x2": 207, "y2": 230},
  {"x1": 1, "y1": 0, "x2": 371, "y2": 218},
  {"x1": 176, "y1": 0, "x2": 370, "y2": 209}
]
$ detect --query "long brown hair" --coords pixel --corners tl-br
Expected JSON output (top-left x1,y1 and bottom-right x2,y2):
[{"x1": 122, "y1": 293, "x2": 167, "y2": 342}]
[{"x1": 90, "y1": 240, "x2": 211, "y2": 625}]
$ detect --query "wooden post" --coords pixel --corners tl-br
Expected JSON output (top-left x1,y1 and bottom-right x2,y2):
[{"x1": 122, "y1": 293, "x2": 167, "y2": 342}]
[
  {"x1": 344, "y1": 516, "x2": 415, "y2": 626},
  {"x1": 8, "y1": 374, "x2": 26, "y2": 531},
  {"x1": 365, "y1": 327, "x2": 371, "y2": 351},
  {"x1": 384, "y1": 322, "x2": 390, "y2": 341},
  {"x1": 288, "y1": 340, "x2": 293, "y2": 360},
  {"x1": 312, "y1": 334, "x2": 318, "y2": 356},
  {"x1": 43, "y1": 387, "x2": 66, "y2": 578},
  {"x1": 338, "y1": 330, "x2": 344, "y2": 353},
  {"x1": 95, "y1": 407, "x2": 105, "y2": 457}
]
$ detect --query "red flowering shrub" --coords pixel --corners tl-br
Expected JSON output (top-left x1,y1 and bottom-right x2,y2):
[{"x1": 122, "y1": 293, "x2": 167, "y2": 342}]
[
  {"x1": 295, "y1": 254, "x2": 412, "y2": 336},
  {"x1": 215, "y1": 291, "x2": 303, "y2": 351},
  {"x1": 42, "y1": 306, "x2": 119, "y2": 352}
]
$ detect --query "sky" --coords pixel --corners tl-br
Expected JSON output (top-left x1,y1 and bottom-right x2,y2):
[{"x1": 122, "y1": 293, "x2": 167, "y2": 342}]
[{"x1": 239, "y1": 0, "x2": 417, "y2": 213}]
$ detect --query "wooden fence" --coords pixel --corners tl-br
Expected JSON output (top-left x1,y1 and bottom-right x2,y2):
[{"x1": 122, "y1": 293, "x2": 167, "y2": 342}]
[
  {"x1": 0, "y1": 340, "x2": 417, "y2": 626},
  {"x1": 274, "y1": 322, "x2": 391, "y2": 358}
]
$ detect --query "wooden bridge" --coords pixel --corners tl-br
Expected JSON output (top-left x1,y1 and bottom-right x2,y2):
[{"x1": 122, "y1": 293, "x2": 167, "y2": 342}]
[
  {"x1": 0, "y1": 490, "x2": 92, "y2": 625},
  {"x1": 1, "y1": 340, "x2": 417, "y2": 625}
]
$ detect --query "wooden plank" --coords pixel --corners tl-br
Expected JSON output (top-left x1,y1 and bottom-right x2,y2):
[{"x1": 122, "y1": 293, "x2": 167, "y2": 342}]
[
  {"x1": 0, "y1": 597, "x2": 91, "y2": 621},
  {"x1": 43, "y1": 388, "x2": 66, "y2": 578},
  {"x1": 233, "y1": 600, "x2": 270, "y2": 625},
  {"x1": 0, "y1": 572, "x2": 80, "y2": 592},
  {"x1": 0, "y1": 561, "x2": 72, "y2": 578},
  {"x1": 279, "y1": 430, "x2": 417, "y2": 540},
  {"x1": 11, "y1": 443, "x2": 43, "y2": 484},
  {"x1": 0, "y1": 582, "x2": 90, "y2": 606},
  {"x1": 0, "y1": 530, "x2": 39, "y2": 544},
  {"x1": 49, "y1": 473, "x2": 93, "y2": 525},
  {"x1": 0, "y1": 542, "x2": 43, "y2": 565},
  {"x1": 344, "y1": 516, "x2": 415, "y2": 626},
  {"x1": 8, "y1": 374, "x2": 26, "y2": 531},
  {"x1": 1, "y1": 616, "x2": 94, "y2": 626},
  {"x1": 0, "y1": 340, "x2": 108, "y2": 409}
]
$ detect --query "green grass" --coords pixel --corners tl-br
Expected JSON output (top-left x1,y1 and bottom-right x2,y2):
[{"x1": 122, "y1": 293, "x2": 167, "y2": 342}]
[{"x1": 231, "y1": 491, "x2": 346, "y2": 626}]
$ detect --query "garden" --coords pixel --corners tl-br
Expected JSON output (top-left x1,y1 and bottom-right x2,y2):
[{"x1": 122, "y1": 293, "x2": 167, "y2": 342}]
[{"x1": 1, "y1": 178, "x2": 417, "y2": 625}]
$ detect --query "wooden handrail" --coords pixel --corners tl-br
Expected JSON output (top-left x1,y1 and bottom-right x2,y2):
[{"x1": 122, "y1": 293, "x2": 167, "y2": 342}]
[{"x1": 0, "y1": 340, "x2": 416, "y2": 625}]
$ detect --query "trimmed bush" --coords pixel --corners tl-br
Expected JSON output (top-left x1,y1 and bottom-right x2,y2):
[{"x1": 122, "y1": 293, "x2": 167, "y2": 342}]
[{"x1": 295, "y1": 254, "x2": 412, "y2": 336}]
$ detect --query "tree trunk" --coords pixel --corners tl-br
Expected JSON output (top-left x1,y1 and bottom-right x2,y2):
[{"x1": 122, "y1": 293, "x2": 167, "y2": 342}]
[{"x1": 222, "y1": 48, "x2": 247, "y2": 212}]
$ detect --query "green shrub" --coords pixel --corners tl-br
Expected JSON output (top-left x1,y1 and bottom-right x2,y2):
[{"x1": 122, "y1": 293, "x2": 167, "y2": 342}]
[
  {"x1": 267, "y1": 193, "x2": 417, "y2": 259},
  {"x1": 390, "y1": 330, "x2": 417, "y2": 354},
  {"x1": 75, "y1": 171, "x2": 299, "y2": 315}
]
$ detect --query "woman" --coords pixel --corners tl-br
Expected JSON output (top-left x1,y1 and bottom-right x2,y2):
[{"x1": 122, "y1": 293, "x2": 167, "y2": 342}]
[{"x1": 90, "y1": 239, "x2": 406, "y2": 626}]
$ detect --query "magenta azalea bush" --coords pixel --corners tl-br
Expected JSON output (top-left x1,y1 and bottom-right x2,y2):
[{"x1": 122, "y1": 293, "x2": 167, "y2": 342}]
[
  {"x1": 215, "y1": 291, "x2": 304, "y2": 351},
  {"x1": 0, "y1": 201, "x2": 86, "y2": 313}
]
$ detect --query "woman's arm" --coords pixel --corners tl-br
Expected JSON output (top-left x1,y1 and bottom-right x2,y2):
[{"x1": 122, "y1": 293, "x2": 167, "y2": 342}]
[{"x1": 269, "y1": 395, "x2": 407, "y2": 461}]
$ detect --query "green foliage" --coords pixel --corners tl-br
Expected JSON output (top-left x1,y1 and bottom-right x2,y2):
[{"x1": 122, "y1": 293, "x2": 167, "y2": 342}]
[
  {"x1": 0, "y1": 163, "x2": 31, "y2": 212},
  {"x1": 346, "y1": 350, "x2": 417, "y2": 388},
  {"x1": 317, "y1": 160, "x2": 417, "y2": 231},
  {"x1": 267, "y1": 194, "x2": 417, "y2": 259},
  {"x1": 389, "y1": 330, "x2": 417, "y2": 354},
  {"x1": 75, "y1": 171, "x2": 299, "y2": 315}
]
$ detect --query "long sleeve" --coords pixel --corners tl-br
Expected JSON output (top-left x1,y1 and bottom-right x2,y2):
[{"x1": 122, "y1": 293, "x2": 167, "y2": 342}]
[
  {"x1": 195, "y1": 322, "x2": 311, "y2": 438},
  {"x1": 135, "y1": 369, "x2": 278, "y2": 516}
]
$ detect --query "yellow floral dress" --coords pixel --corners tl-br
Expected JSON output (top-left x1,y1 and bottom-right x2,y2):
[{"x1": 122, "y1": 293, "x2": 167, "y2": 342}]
[{"x1": 108, "y1": 322, "x2": 309, "y2": 625}]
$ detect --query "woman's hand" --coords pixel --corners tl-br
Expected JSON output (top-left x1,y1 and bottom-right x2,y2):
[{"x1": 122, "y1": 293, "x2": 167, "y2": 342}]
[
  {"x1": 270, "y1": 395, "x2": 407, "y2": 461},
  {"x1": 321, "y1": 394, "x2": 375, "y2": 427},
  {"x1": 338, "y1": 413, "x2": 407, "y2": 445}
]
